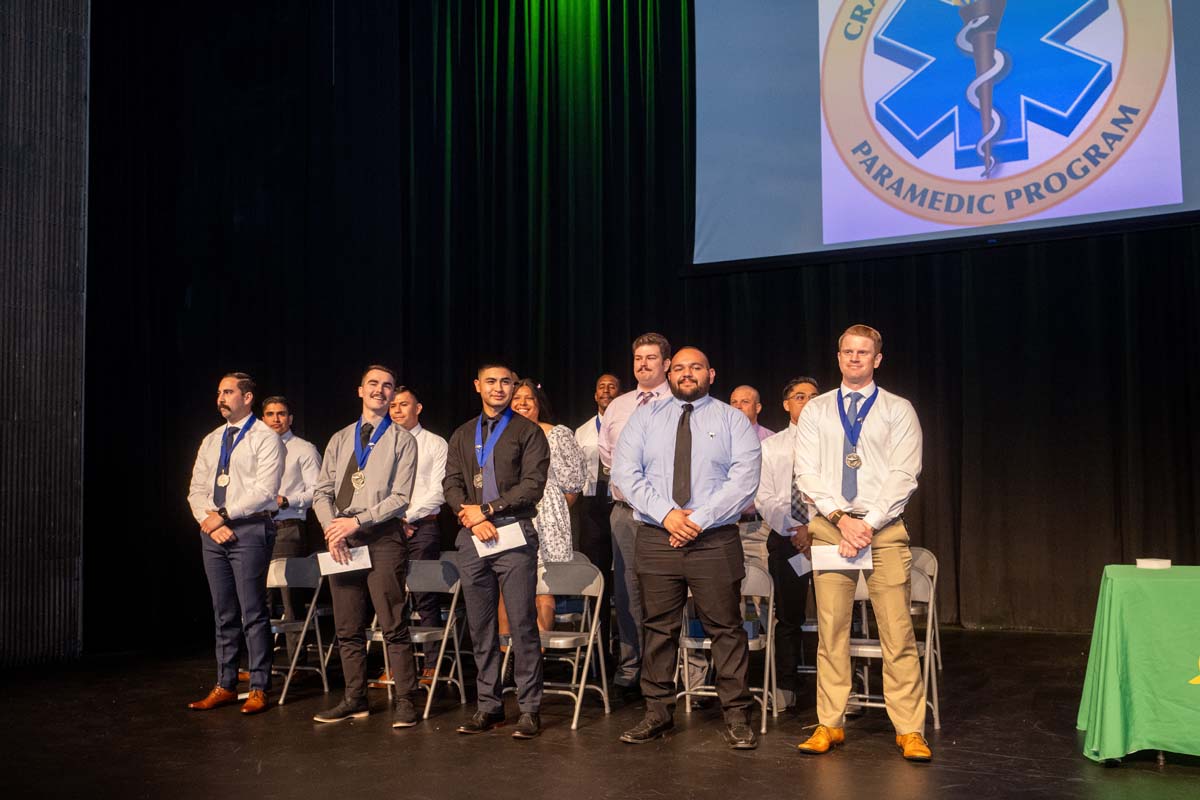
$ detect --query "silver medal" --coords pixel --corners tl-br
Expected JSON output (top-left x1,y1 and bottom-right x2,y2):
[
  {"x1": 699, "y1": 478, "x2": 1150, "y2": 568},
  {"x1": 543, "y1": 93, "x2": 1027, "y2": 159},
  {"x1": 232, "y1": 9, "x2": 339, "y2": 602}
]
[
  {"x1": 216, "y1": 473, "x2": 231, "y2": 487},
  {"x1": 473, "y1": 472, "x2": 484, "y2": 489}
]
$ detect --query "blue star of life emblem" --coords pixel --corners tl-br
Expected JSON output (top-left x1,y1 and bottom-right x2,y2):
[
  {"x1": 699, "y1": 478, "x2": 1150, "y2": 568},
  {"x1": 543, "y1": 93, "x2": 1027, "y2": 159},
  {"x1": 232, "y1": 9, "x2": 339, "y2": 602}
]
[{"x1": 872, "y1": 0, "x2": 1113, "y2": 175}]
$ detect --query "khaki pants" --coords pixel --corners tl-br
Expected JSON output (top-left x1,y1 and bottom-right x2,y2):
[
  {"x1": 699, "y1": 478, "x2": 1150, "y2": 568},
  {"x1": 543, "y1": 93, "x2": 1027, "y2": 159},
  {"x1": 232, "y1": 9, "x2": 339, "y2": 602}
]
[
  {"x1": 811, "y1": 516, "x2": 926, "y2": 735},
  {"x1": 738, "y1": 519, "x2": 769, "y2": 575}
]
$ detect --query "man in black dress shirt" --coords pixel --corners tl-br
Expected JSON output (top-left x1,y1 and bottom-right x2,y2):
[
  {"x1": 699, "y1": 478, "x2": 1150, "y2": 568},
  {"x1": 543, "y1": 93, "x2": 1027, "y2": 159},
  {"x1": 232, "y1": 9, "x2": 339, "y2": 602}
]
[{"x1": 444, "y1": 362, "x2": 550, "y2": 739}]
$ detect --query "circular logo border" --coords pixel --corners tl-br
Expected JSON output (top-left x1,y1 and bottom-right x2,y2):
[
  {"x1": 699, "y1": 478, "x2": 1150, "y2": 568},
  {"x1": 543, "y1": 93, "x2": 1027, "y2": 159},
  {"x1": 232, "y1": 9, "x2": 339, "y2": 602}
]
[{"x1": 822, "y1": 0, "x2": 1175, "y2": 226}]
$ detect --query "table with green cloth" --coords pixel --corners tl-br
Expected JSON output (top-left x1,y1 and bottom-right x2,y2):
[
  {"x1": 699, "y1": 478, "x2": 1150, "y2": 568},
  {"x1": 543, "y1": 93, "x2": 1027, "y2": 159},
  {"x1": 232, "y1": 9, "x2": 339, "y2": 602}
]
[{"x1": 1076, "y1": 564, "x2": 1200, "y2": 762}]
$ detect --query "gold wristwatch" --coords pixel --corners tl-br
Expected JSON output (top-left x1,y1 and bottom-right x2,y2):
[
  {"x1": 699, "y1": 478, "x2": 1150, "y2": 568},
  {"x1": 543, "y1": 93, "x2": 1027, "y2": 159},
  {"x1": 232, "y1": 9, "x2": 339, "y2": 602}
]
[{"x1": 826, "y1": 510, "x2": 846, "y2": 525}]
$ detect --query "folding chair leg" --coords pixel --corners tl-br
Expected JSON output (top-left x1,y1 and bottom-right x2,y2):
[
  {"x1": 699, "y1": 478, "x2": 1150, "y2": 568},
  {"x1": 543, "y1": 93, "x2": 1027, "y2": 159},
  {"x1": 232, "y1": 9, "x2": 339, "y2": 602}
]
[
  {"x1": 424, "y1": 618, "x2": 454, "y2": 720},
  {"x1": 453, "y1": 624, "x2": 466, "y2": 704},
  {"x1": 382, "y1": 643, "x2": 393, "y2": 703},
  {"x1": 571, "y1": 635, "x2": 597, "y2": 730},
  {"x1": 313, "y1": 614, "x2": 329, "y2": 693}
]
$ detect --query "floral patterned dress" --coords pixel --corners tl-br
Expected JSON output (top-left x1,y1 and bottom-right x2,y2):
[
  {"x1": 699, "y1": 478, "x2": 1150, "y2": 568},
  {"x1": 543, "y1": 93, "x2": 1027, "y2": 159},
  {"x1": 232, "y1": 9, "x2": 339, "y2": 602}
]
[{"x1": 533, "y1": 424, "x2": 587, "y2": 563}]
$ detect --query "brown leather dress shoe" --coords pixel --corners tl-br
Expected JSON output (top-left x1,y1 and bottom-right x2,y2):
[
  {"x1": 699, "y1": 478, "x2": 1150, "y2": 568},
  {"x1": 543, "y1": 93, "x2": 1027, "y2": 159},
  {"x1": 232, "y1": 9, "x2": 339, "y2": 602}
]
[
  {"x1": 188, "y1": 686, "x2": 239, "y2": 710},
  {"x1": 241, "y1": 690, "x2": 269, "y2": 715},
  {"x1": 896, "y1": 732, "x2": 932, "y2": 761},
  {"x1": 797, "y1": 725, "x2": 845, "y2": 754}
]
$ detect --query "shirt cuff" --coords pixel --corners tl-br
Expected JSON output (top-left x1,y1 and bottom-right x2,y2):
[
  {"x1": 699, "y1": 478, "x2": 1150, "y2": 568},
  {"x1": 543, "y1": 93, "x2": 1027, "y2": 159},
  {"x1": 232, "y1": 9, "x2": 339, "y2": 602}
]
[
  {"x1": 688, "y1": 508, "x2": 713, "y2": 532},
  {"x1": 815, "y1": 500, "x2": 841, "y2": 519},
  {"x1": 647, "y1": 497, "x2": 675, "y2": 527},
  {"x1": 864, "y1": 511, "x2": 891, "y2": 532}
]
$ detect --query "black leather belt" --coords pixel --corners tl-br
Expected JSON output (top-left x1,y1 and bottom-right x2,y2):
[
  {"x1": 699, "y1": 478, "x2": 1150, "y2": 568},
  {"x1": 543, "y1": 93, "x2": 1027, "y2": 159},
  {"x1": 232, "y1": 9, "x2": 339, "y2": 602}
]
[{"x1": 739, "y1": 512, "x2": 762, "y2": 523}]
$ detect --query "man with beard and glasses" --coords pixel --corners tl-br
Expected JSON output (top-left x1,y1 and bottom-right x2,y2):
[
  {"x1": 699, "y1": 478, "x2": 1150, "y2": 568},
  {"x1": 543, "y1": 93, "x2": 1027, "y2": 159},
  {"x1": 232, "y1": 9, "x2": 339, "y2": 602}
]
[
  {"x1": 312, "y1": 365, "x2": 421, "y2": 729},
  {"x1": 613, "y1": 347, "x2": 763, "y2": 749},
  {"x1": 186, "y1": 372, "x2": 285, "y2": 715},
  {"x1": 444, "y1": 362, "x2": 550, "y2": 739}
]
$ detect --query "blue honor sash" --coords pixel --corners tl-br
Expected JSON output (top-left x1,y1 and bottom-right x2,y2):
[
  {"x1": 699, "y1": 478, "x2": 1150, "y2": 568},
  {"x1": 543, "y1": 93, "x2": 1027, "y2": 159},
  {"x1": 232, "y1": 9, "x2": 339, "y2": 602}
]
[
  {"x1": 352, "y1": 415, "x2": 392, "y2": 487},
  {"x1": 837, "y1": 388, "x2": 879, "y2": 469},
  {"x1": 215, "y1": 415, "x2": 256, "y2": 486},
  {"x1": 474, "y1": 408, "x2": 514, "y2": 488}
]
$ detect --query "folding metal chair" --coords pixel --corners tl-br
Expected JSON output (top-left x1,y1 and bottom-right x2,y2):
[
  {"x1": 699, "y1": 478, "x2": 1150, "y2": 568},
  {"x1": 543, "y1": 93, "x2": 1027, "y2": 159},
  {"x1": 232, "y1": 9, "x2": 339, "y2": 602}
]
[
  {"x1": 406, "y1": 558, "x2": 467, "y2": 718},
  {"x1": 266, "y1": 556, "x2": 330, "y2": 705},
  {"x1": 500, "y1": 561, "x2": 611, "y2": 729},
  {"x1": 847, "y1": 565, "x2": 941, "y2": 730},
  {"x1": 909, "y1": 546, "x2": 942, "y2": 671},
  {"x1": 676, "y1": 564, "x2": 777, "y2": 733}
]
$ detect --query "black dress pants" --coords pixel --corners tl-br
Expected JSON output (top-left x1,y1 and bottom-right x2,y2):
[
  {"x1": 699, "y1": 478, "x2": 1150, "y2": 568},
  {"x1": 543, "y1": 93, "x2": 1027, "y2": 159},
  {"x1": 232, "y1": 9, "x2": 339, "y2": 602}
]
[
  {"x1": 766, "y1": 531, "x2": 812, "y2": 692},
  {"x1": 405, "y1": 517, "x2": 443, "y2": 629},
  {"x1": 271, "y1": 518, "x2": 310, "y2": 659},
  {"x1": 575, "y1": 494, "x2": 614, "y2": 655},
  {"x1": 635, "y1": 524, "x2": 753, "y2": 723},
  {"x1": 329, "y1": 522, "x2": 417, "y2": 702}
]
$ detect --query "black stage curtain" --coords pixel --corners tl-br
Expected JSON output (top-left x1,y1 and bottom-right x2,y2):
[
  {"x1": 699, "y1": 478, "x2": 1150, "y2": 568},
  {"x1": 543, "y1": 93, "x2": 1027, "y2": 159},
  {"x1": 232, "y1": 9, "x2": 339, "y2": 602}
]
[{"x1": 85, "y1": 0, "x2": 1198, "y2": 654}]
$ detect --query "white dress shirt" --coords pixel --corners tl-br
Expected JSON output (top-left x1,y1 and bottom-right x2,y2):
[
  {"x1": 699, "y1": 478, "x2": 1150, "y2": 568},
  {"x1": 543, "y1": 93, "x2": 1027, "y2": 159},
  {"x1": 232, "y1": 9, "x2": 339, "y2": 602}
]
[
  {"x1": 598, "y1": 380, "x2": 670, "y2": 501},
  {"x1": 755, "y1": 423, "x2": 814, "y2": 538},
  {"x1": 793, "y1": 382, "x2": 922, "y2": 532},
  {"x1": 405, "y1": 423, "x2": 448, "y2": 522},
  {"x1": 575, "y1": 413, "x2": 603, "y2": 497},
  {"x1": 274, "y1": 430, "x2": 322, "y2": 522},
  {"x1": 188, "y1": 415, "x2": 286, "y2": 523}
]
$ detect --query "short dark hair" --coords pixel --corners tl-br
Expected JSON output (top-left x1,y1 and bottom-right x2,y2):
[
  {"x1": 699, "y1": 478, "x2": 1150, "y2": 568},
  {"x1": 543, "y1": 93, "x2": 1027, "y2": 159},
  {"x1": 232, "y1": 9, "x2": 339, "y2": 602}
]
[
  {"x1": 222, "y1": 372, "x2": 256, "y2": 396},
  {"x1": 782, "y1": 376, "x2": 820, "y2": 400},
  {"x1": 261, "y1": 395, "x2": 292, "y2": 414},
  {"x1": 361, "y1": 364, "x2": 398, "y2": 385},
  {"x1": 477, "y1": 361, "x2": 514, "y2": 376},
  {"x1": 513, "y1": 378, "x2": 555, "y2": 424},
  {"x1": 394, "y1": 385, "x2": 420, "y2": 405},
  {"x1": 631, "y1": 332, "x2": 671, "y2": 360}
]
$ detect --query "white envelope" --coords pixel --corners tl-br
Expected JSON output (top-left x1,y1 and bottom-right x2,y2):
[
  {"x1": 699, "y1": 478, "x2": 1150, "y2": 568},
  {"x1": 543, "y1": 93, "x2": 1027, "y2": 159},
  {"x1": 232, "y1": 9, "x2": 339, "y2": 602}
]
[
  {"x1": 788, "y1": 551, "x2": 813, "y2": 578},
  {"x1": 317, "y1": 545, "x2": 373, "y2": 574},
  {"x1": 810, "y1": 544, "x2": 873, "y2": 571},
  {"x1": 472, "y1": 521, "x2": 529, "y2": 558}
]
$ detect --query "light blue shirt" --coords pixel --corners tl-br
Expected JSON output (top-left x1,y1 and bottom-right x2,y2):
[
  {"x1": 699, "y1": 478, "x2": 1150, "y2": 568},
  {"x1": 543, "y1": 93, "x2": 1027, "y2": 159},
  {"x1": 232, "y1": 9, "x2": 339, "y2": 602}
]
[{"x1": 613, "y1": 393, "x2": 762, "y2": 532}]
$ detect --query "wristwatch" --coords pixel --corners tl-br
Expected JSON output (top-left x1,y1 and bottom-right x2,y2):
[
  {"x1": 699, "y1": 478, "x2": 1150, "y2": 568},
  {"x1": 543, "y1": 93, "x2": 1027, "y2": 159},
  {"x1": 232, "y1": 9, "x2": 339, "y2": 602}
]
[
  {"x1": 278, "y1": 496, "x2": 289, "y2": 510},
  {"x1": 826, "y1": 510, "x2": 845, "y2": 526},
  {"x1": 482, "y1": 503, "x2": 494, "y2": 519},
  {"x1": 217, "y1": 507, "x2": 231, "y2": 523}
]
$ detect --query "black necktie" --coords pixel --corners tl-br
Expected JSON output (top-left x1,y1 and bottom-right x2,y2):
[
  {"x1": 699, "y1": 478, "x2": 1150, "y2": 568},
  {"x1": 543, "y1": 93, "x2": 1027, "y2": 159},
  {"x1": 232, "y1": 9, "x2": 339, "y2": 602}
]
[
  {"x1": 335, "y1": 422, "x2": 373, "y2": 512},
  {"x1": 213, "y1": 426, "x2": 239, "y2": 507},
  {"x1": 672, "y1": 404, "x2": 693, "y2": 507}
]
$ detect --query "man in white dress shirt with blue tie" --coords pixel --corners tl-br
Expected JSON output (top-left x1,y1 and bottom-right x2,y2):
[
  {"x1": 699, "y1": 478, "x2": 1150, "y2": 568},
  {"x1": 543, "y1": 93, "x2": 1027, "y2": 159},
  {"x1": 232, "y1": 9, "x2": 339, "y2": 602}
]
[
  {"x1": 793, "y1": 325, "x2": 931, "y2": 761},
  {"x1": 261, "y1": 395, "x2": 322, "y2": 662},
  {"x1": 186, "y1": 372, "x2": 286, "y2": 715},
  {"x1": 614, "y1": 347, "x2": 762, "y2": 749}
]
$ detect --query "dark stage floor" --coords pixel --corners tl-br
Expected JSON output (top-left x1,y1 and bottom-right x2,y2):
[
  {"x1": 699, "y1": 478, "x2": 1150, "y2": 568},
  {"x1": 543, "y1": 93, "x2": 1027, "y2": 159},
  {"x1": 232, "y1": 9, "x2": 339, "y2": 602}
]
[{"x1": 2, "y1": 629, "x2": 1196, "y2": 800}]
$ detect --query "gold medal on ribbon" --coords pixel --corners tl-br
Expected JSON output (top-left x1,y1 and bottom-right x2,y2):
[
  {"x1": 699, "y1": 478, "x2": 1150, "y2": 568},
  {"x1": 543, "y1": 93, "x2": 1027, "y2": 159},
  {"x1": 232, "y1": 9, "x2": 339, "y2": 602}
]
[
  {"x1": 845, "y1": 452, "x2": 863, "y2": 470},
  {"x1": 351, "y1": 471, "x2": 366, "y2": 490},
  {"x1": 473, "y1": 472, "x2": 484, "y2": 489},
  {"x1": 216, "y1": 473, "x2": 231, "y2": 488}
]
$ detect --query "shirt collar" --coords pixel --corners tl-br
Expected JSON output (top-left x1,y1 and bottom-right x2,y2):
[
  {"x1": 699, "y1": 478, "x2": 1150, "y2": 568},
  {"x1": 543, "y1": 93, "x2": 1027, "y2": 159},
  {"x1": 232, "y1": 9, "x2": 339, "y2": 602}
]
[
  {"x1": 636, "y1": 380, "x2": 669, "y2": 398},
  {"x1": 281, "y1": 430, "x2": 294, "y2": 443},
  {"x1": 668, "y1": 393, "x2": 713, "y2": 411},
  {"x1": 410, "y1": 423, "x2": 424, "y2": 437},
  {"x1": 225, "y1": 412, "x2": 252, "y2": 432},
  {"x1": 839, "y1": 381, "x2": 876, "y2": 401}
]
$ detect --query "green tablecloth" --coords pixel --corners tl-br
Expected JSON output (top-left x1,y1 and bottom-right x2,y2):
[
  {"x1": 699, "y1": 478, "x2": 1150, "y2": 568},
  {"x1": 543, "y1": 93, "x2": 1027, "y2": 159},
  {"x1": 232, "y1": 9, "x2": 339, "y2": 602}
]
[{"x1": 1077, "y1": 565, "x2": 1200, "y2": 762}]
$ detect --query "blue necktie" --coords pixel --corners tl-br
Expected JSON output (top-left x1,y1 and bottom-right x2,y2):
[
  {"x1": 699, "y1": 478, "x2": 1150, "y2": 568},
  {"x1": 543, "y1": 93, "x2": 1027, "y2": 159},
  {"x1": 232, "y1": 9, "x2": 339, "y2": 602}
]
[
  {"x1": 213, "y1": 426, "x2": 238, "y2": 507},
  {"x1": 841, "y1": 392, "x2": 862, "y2": 501}
]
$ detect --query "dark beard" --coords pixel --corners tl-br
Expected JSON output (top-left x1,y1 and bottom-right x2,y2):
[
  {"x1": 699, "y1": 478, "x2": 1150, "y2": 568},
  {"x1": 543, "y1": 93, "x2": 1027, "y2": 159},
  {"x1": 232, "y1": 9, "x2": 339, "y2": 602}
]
[{"x1": 670, "y1": 381, "x2": 707, "y2": 402}]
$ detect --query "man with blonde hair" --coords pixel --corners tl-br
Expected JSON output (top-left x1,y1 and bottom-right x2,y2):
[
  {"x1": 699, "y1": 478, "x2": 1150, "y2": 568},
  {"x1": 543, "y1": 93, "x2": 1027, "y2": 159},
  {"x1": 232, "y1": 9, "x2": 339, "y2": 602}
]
[{"x1": 793, "y1": 325, "x2": 931, "y2": 761}]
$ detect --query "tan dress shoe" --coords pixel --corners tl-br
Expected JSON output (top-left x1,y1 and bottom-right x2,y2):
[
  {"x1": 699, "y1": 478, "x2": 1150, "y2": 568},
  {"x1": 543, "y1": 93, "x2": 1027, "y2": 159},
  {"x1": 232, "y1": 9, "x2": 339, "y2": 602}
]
[
  {"x1": 896, "y1": 732, "x2": 932, "y2": 761},
  {"x1": 797, "y1": 725, "x2": 845, "y2": 754},
  {"x1": 241, "y1": 690, "x2": 269, "y2": 715},
  {"x1": 188, "y1": 686, "x2": 239, "y2": 710}
]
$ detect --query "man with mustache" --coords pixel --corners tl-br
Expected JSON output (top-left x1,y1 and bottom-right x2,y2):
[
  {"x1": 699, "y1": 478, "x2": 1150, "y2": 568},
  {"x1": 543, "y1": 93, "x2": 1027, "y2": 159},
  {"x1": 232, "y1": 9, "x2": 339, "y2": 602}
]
[
  {"x1": 598, "y1": 333, "x2": 672, "y2": 695},
  {"x1": 613, "y1": 347, "x2": 763, "y2": 749},
  {"x1": 574, "y1": 373, "x2": 620, "y2": 658},
  {"x1": 444, "y1": 362, "x2": 550, "y2": 739},
  {"x1": 312, "y1": 365, "x2": 421, "y2": 728},
  {"x1": 186, "y1": 372, "x2": 286, "y2": 715}
]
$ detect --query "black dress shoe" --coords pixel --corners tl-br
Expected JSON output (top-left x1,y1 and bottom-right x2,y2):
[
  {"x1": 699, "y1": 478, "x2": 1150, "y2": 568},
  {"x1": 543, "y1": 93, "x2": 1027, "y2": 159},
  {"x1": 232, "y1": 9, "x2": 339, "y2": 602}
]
[
  {"x1": 619, "y1": 715, "x2": 674, "y2": 744},
  {"x1": 511, "y1": 712, "x2": 541, "y2": 739},
  {"x1": 723, "y1": 720, "x2": 759, "y2": 750},
  {"x1": 456, "y1": 710, "x2": 505, "y2": 735}
]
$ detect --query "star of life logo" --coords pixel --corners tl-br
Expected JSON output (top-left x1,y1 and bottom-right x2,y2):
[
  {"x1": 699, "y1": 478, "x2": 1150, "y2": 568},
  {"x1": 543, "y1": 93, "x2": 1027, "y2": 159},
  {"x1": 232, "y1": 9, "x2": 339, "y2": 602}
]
[{"x1": 820, "y1": 0, "x2": 1176, "y2": 228}]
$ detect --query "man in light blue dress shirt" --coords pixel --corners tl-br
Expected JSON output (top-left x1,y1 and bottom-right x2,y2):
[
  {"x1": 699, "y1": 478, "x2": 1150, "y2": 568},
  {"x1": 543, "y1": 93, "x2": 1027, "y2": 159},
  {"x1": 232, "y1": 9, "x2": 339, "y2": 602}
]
[{"x1": 612, "y1": 347, "x2": 763, "y2": 749}]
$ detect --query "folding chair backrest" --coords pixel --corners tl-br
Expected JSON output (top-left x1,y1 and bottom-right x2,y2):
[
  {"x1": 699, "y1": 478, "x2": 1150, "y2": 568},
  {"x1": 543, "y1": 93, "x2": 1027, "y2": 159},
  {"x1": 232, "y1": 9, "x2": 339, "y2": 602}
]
[
  {"x1": 570, "y1": 550, "x2": 592, "y2": 564},
  {"x1": 538, "y1": 562, "x2": 603, "y2": 598},
  {"x1": 741, "y1": 564, "x2": 772, "y2": 598},
  {"x1": 910, "y1": 565, "x2": 934, "y2": 606},
  {"x1": 910, "y1": 547, "x2": 938, "y2": 585},
  {"x1": 406, "y1": 558, "x2": 461, "y2": 595},
  {"x1": 267, "y1": 556, "x2": 321, "y2": 590}
]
